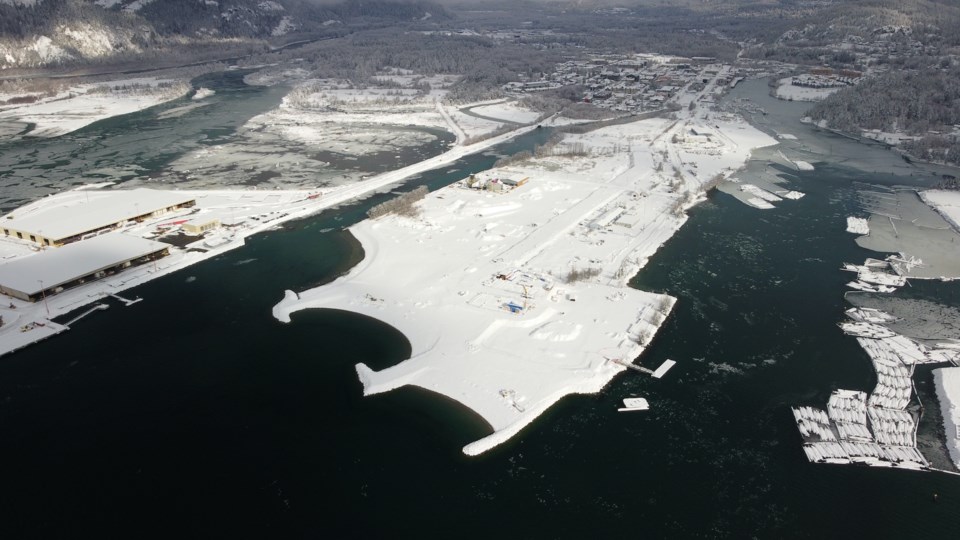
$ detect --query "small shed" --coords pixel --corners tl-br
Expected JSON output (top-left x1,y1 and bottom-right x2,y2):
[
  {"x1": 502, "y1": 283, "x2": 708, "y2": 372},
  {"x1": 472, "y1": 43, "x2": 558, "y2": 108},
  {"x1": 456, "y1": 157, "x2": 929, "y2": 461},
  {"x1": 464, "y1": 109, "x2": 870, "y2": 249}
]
[
  {"x1": 183, "y1": 218, "x2": 220, "y2": 235},
  {"x1": 501, "y1": 177, "x2": 529, "y2": 188}
]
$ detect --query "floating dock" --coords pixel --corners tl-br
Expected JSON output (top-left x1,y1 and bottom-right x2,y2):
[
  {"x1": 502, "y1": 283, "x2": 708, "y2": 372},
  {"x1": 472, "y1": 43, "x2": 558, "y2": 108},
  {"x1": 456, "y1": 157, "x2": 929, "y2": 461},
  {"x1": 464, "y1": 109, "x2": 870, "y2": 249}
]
[{"x1": 618, "y1": 397, "x2": 650, "y2": 412}]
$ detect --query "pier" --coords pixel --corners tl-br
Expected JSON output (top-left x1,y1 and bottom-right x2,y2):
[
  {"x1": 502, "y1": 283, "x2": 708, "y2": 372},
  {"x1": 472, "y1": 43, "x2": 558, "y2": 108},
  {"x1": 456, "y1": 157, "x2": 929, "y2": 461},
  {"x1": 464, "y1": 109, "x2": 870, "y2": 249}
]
[
  {"x1": 610, "y1": 357, "x2": 676, "y2": 379},
  {"x1": 65, "y1": 304, "x2": 109, "y2": 328},
  {"x1": 106, "y1": 293, "x2": 142, "y2": 306}
]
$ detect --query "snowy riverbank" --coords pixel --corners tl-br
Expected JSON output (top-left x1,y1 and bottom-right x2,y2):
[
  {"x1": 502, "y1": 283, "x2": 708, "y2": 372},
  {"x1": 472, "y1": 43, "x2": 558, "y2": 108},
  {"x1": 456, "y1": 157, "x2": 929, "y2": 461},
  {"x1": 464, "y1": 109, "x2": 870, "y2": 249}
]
[
  {"x1": 774, "y1": 76, "x2": 843, "y2": 102},
  {"x1": 934, "y1": 367, "x2": 960, "y2": 470},
  {"x1": 921, "y1": 190, "x2": 960, "y2": 234},
  {"x1": 0, "y1": 78, "x2": 191, "y2": 139}
]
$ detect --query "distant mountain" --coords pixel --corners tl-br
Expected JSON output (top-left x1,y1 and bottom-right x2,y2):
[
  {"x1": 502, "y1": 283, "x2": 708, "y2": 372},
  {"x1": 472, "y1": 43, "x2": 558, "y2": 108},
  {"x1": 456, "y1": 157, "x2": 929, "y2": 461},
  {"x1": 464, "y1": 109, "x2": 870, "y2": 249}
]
[{"x1": 0, "y1": 0, "x2": 448, "y2": 70}]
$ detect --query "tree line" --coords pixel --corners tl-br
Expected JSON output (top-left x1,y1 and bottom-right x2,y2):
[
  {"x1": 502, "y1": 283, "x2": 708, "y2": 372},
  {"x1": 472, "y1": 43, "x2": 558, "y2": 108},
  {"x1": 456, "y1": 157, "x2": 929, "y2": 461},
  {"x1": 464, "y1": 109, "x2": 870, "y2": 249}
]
[{"x1": 808, "y1": 65, "x2": 960, "y2": 166}]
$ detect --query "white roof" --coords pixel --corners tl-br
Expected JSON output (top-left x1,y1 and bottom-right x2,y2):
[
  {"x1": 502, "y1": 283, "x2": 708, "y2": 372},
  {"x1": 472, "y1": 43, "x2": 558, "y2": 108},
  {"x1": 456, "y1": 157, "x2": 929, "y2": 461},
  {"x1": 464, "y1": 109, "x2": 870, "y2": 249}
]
[
  {"x1": 2, "y1": 188, "x2": 195, "y2": 241},
  {"x1": 0, "y1": 233, "x2": 169, "y2": 296},
  {"x1": 184, "y1": 216, "x2": 220, "y2": 227}
]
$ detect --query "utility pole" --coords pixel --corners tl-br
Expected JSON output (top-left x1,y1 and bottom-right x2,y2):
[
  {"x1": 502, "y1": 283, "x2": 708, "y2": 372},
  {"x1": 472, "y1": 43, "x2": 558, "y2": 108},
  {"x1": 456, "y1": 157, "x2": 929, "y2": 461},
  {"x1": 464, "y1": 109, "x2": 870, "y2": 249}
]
[{"x1": 38, "y1": 279, "x2": 49, "y2": 317}]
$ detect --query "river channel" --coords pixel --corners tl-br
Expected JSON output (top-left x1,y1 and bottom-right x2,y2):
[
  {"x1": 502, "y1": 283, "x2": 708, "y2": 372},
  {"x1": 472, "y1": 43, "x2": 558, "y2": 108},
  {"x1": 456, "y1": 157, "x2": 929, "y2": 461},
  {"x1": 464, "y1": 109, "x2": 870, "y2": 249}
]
[{"x1": 0, "y1": 74, "x2": 958, "y2": 538}]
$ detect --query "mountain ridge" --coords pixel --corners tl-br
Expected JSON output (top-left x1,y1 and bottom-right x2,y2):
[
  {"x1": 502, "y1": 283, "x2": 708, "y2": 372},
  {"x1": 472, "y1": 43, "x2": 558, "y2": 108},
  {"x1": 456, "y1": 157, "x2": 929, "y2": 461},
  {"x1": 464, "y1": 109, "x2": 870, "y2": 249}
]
[{"x1": 0, "y1": 0, "x2": 448, "y2": 70}]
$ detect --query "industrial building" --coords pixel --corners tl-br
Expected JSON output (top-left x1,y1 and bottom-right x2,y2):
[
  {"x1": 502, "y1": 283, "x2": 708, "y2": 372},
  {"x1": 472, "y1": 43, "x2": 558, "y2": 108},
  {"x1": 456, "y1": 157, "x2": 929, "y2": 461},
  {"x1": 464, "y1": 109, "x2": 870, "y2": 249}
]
[
  {"x1": 1, "y1": 188, "x2": 196, "y2": 247},
  {"x1": 0, "y1": 233, "x2": 170, "y2": 302},
  {"x1": 465, "y1": 174, "x2": 530, "y2": 192}
]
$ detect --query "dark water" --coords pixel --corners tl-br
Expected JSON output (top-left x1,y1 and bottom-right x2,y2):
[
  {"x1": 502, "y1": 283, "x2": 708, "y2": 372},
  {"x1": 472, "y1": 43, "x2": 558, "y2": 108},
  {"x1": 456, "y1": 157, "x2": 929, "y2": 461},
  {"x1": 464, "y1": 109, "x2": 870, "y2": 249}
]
[
  {"x1": 1, "y1": 76, "x2": 960, "y2": 538},
  {"x1": 0, "y1": 70, "x2": 288, "y2": 209}
]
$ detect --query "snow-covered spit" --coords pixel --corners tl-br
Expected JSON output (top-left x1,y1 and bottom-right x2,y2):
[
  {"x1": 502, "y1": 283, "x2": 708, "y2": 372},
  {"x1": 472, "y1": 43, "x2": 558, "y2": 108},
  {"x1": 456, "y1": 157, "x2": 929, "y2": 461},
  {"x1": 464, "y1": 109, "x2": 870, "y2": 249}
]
[
  {"x1": 0, "y1": 78, "x2": 190, "y2": 139},
  {"x1": 273, "y1": 111, "x2": 777, "y2": 455},
  {"x1": 921, "y1": 190, "x2": 960, "y2": 234}
]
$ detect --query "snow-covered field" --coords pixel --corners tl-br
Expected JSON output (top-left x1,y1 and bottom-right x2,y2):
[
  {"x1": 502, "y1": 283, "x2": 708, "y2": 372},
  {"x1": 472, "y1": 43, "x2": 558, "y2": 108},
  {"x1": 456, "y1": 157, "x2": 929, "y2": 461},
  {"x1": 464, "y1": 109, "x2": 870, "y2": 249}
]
[
  {"x1": 469, "y1": 101, "x2": 541, "y2": 124},
  {"x1": 0, "y1": 78, "x2": 189, "y2": 139},
  {"x1": 273, "y1": 108, "x2": 777, "y2": 455},
  {"x1": 446, "y1": 107, "x2": 505, "y2": 140}
]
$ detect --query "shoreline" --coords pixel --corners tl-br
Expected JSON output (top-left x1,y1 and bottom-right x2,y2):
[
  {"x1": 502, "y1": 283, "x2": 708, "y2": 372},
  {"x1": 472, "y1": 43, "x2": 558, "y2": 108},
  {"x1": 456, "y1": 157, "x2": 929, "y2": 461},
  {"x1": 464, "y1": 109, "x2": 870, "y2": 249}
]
[
  {"x1": 0, "y1": 77, "x2": 193, "y2": 140},
  {"x1": 933, "y1": 367, "x2": 960, "y2": 470},
  {"x1": 919, "y1": 190, "x2": 960, "y2": 236}
]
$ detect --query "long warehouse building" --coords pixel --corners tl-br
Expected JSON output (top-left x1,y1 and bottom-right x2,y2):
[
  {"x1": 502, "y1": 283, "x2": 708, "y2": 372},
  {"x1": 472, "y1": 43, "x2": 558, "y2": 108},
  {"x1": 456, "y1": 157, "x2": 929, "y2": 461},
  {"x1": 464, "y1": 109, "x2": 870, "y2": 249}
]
[
  {"x1": 1, "y1": 188, "x2": 196, "y2": 247},
  {"x1": 0, "y1": 233, "x2": 170, "y2": 302}
]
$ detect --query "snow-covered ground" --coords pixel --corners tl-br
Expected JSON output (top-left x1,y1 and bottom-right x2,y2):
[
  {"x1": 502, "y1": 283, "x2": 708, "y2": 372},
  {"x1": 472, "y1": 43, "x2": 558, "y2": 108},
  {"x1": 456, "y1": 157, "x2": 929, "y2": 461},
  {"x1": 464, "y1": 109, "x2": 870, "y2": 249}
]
[
  {"x1": 446, "y1": 107, "x2": 506, "y2": 140},
  {"x1": 0, "y1": 78, "x2": 190, "y2": 139},
  {"x1": 273, "y1": 106, "x2": 777, "y2": 455},
  {"x1": 434, "y1": 98, "x2": 542, "y2": 141},
  {"x1": 934, "y1": 367, "x2": 960, "y2": 469},
  {"x1": 774, "y1": 77, "x2": 842, "y2": 102}
]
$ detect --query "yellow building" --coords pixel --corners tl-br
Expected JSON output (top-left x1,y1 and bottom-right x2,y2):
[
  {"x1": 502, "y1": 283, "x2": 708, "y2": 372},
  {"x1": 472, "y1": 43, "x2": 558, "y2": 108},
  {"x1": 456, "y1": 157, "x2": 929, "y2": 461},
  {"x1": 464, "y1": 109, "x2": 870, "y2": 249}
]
[{"x1": 183, "y1": 218, "x2": 220, "y2": 235}]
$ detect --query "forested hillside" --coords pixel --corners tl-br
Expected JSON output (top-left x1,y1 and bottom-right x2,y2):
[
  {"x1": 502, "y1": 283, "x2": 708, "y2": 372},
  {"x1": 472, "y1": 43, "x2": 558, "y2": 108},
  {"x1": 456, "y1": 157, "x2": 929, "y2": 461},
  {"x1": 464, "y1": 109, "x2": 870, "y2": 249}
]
[
  {"x1": 809, "y1": 67, "x2": 960, "y2": 134},
  {"x1": 743, "y1": 0, "x2": 960, "y2": 67},
  {"x1": 808, "y1": 67, "x2": 960, "y2": 165}
]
